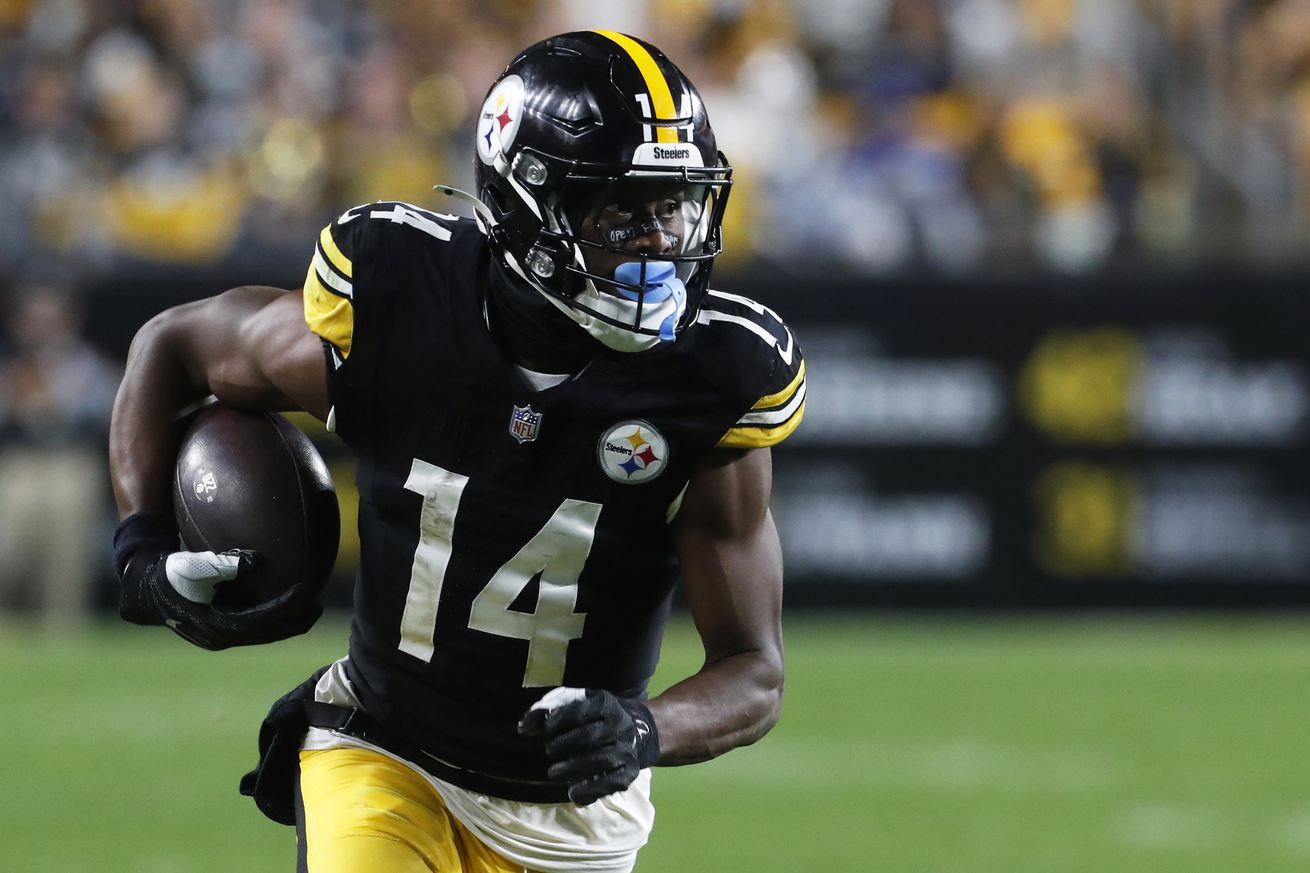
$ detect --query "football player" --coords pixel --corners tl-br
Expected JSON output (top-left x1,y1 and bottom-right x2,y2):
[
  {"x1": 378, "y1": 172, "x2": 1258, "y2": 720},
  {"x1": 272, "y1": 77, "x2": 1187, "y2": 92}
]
[{"x1": 109, "y1": 31, "x2": 806, "y2": 873}]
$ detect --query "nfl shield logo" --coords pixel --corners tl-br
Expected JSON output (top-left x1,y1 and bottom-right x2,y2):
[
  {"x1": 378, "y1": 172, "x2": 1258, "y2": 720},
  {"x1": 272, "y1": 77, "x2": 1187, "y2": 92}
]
[{"x1": 509, "y1": 404, "x2": 543, "y2": 444}]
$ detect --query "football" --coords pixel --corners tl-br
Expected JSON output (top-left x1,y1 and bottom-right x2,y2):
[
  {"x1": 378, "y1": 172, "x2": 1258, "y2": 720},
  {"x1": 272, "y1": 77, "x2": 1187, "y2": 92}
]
[{"x1": 173, "y1": 403, "x2": 340, "y2": 609}]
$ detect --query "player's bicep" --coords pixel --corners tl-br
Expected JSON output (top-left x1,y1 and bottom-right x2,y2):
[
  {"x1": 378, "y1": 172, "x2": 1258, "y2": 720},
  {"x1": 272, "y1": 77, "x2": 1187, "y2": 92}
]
[
  {"x1": 238, "y1": 289, "x2": 331, "y2": 419},
  {"x1": 183, "y1": 286, "x2": 330, "y2": 419},
  {"x1": 672, "y1": 448, "x2": 784, "y2": 667}
]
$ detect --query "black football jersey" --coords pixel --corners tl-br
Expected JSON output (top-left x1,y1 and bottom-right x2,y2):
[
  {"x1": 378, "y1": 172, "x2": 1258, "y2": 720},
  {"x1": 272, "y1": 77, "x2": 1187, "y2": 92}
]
[{"x1": 301, "y1": 201, "x2": 805, "y2": 788}]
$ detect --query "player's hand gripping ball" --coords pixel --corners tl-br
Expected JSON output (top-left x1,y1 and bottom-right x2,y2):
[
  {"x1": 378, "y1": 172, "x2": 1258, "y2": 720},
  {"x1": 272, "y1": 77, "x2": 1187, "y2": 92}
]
[
  {"x1": 172, "y1": 404, "x2": 339, "y2": 607},
  {"x1": 115, "y1": 404, "x2": 339, "y2": 649}
]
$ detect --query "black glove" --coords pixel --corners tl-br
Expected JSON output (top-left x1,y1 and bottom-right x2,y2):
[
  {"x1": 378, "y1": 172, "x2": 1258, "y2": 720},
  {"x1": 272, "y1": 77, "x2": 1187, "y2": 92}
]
[
  {"x1": 115, "y1": 513, "x2": 322, "y2": 651},
  {"x1": 518, "y1": 687, "x2": 660, "y2": 805}
]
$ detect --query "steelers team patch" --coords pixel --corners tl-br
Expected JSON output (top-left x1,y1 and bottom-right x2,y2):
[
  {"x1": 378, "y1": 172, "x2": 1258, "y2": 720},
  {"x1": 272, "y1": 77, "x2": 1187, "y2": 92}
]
[{"x1": 598, "y1": 421, "x2": 668, "y2": 484}]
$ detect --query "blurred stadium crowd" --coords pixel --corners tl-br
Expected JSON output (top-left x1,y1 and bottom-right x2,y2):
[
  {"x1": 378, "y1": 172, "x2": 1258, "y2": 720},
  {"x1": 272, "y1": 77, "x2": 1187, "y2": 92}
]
[
  {"x1": 5, "y1": 0, "x2": 1310, "y2": 620},
  {"x1": 4, "y1": 0, "x2": 1310, "y2": 282}
]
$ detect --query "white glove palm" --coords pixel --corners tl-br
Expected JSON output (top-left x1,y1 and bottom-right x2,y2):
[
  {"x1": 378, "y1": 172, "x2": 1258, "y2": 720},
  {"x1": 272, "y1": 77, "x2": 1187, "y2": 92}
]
[{"x1": 164, "y1": 550, "x2": 246, "y2": 604}]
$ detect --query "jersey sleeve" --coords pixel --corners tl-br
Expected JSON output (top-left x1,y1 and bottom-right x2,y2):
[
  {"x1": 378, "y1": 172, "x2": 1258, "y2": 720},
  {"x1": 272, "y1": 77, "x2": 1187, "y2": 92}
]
[
  {"x1": 708, "y1": 291, "x2": 807, "y2": 449},
  {"x1": 302, "y1": 206, "x2": 373, "y2": 367},
  {"x1": 301, "y1": 203, "x2": 399, "y2": 444},
  {"x1": 719, "y1": 358, "x2": 806, "y2": 448},
  {"x1": 300, "y1": 201, "x2": 466, "y2": 445}
]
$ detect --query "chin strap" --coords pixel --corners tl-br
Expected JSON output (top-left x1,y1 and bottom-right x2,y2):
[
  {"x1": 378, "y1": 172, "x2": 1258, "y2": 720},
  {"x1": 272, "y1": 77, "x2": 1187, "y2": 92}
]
[{"x1": 433, "y1": 184, "x2": 497, "y2": 235}]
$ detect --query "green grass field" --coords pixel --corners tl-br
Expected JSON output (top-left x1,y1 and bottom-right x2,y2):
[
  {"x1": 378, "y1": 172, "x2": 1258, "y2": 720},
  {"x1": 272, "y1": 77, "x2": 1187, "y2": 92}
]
[{"x1": 3, "y1": 613, "x2": 1309, "y2": 873}]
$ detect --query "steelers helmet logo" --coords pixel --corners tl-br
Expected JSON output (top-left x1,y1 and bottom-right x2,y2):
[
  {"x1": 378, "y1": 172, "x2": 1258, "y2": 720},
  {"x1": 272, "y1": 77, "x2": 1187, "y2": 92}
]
[
  {"x1": 598, "y1": 421, "x2": 668, "y2": 484},
  {"x1": 476, "y1": 74, "x2": 525, "y2": 167}
]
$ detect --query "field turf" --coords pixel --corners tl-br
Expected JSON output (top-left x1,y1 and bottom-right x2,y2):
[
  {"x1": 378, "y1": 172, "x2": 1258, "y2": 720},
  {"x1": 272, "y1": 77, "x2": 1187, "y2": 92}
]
[{"x1": 2, "y1": 613, "x2": 1309, "y2": 873}]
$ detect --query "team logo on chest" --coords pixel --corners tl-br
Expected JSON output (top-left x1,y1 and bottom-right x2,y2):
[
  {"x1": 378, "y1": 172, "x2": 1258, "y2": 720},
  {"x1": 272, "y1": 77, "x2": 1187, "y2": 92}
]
[
  {"x1": 598, "y1": 420, "x2": 668, "y2": 484},
  {"x1": 509, "y1": 404, "x2": 543, "y2": 444}
]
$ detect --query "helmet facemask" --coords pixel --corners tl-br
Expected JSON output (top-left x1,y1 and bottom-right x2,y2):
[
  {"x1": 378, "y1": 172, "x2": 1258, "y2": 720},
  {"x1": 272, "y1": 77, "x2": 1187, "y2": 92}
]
[{"x1": 492, "y1": 149, "x2": 732, "y2": 352}]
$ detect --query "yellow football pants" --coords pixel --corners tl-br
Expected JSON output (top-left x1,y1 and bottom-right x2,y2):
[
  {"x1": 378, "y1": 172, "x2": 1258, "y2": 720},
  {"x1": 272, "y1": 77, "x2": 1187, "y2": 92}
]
[{"x1": 299, "y1": 748, "x2": 531, "y2": 873}]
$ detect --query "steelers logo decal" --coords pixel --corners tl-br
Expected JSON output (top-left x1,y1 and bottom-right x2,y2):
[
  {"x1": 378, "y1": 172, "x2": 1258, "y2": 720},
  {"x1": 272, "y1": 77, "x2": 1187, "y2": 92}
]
[
  {"x1": 476, "y1": 74, "x2": 525, "y2": 166},
  {"x1": 598, "y1": 421, "x2": 668, "y2": 484}
]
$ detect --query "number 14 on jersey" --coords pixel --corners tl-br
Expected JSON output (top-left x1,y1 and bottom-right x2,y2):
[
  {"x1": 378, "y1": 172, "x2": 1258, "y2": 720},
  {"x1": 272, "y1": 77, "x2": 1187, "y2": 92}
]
[{"x1": 398, "y1": 459, "x2": 602, "y2": 687}]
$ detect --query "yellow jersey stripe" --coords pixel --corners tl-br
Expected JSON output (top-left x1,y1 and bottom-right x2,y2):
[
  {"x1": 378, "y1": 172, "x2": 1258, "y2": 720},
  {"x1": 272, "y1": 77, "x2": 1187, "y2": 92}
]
[
  {"x1": 752, "y1": 360, "x2": 806, "y2": 411},
  {"x1": 318, "y1": 225, "x2": 353, "y2": 279},
  {"x1": 740, "y1": 380, "x2": 806, "y2": 426},
  {"x1": 303, "y1": 266, "x2": 354, "y2": 358},
  {"x1": 717, "y1": 401, "x2": 806, "y2": 448},
  {"x1": 594, "y1": 30, "x2": 679, "y2": 144}
]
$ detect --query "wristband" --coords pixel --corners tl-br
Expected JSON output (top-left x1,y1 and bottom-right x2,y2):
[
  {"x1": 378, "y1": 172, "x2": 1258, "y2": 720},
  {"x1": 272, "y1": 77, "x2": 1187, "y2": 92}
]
[{"x1": 113, "y1": 511, "x2": 180, "y2": 576}]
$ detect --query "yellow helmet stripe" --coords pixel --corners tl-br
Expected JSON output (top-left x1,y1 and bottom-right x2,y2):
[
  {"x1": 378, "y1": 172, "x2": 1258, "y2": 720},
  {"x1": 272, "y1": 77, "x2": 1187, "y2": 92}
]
[{"x1": 593, "y1": 30, "x2": 679, "y2": 144}]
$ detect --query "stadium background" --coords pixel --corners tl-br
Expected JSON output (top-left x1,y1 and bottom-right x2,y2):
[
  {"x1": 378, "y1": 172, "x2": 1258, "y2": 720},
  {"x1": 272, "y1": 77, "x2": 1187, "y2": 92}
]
[{"x1": 2, "y1": 1, "x2": 1310, "y2": 871}]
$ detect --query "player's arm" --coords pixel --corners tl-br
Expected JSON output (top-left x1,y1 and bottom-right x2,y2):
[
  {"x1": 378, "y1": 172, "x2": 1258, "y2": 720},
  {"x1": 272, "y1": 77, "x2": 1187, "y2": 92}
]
[
  {"x1": 108, "y1": 286, "x2": 329, "y2": 649},
  {"x1": 520, "y1": 447, "x2": 784, "y2": 803},
  {"x1": 110, "y1": 285, "x2": 328, "y2": 517},
  {"x1": 651, "y1": 446, "x2": 783, "y2": 762},
  {"x1": 522, "y1": 302, "x2": 802, "y2": 802}
]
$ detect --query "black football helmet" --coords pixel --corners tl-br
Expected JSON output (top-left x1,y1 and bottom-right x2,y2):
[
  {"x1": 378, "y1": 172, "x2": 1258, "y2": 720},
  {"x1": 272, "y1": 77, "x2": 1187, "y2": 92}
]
[{"x1": 468, "y1": 30, "x2": 732, "y2": 352}]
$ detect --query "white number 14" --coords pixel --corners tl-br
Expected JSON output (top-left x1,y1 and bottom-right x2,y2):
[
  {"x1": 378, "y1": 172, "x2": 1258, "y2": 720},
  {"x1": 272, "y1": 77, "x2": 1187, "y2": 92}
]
[{"x1": 399, "y1": 459, "x2": 601, "y2": 687}]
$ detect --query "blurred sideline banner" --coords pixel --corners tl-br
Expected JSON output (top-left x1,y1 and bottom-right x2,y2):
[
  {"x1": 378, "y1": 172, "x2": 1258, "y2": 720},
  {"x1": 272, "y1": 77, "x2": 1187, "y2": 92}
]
[
  {"x1": 92, "y1": 269, "x2": 1310, "y2": 607},
  {"x1": 751, "y1": 271, "x2": 1310, "y2": 606}
]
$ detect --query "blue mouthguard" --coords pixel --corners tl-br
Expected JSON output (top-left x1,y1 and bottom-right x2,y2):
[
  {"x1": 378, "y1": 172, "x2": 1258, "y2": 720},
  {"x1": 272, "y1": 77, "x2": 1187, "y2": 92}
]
[{"x1": 613, "y1": 261, "x2": 686, "y2": 341}]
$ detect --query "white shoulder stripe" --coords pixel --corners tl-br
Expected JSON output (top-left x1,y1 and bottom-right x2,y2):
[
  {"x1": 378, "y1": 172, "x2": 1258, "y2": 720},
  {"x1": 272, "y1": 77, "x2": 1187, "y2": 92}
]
[
  {"x1": 313, "y1": 251, "x2": 354, "y2": 299},
  {"x1": 707, "y1": 289, "x2": 783, "y2": 324},
  {"x1": 738, "y1": 379, "x2": 806, "y2": 426},
  {"x1": 696, "y1": 307, "x2": 795, "y2": 366}
]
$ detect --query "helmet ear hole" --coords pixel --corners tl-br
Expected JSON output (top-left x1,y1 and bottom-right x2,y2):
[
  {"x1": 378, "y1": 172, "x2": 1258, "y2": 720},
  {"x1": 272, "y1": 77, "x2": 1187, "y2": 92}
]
[{"x1": 481, "y1": 185, "x2": 512, "y2": 223}]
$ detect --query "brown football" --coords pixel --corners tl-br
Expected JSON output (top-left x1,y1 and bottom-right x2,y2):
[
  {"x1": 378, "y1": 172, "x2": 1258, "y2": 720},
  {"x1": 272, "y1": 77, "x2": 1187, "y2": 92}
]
[{"x1": 173, "y1": 404, "x2": 340, "y2": 609}]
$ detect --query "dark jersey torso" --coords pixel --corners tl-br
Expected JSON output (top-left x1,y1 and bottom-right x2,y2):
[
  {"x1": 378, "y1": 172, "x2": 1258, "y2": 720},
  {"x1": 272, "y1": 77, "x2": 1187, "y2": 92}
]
[{"x1": 300, "y1": 202, "x2": 806, "y2": 786}]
